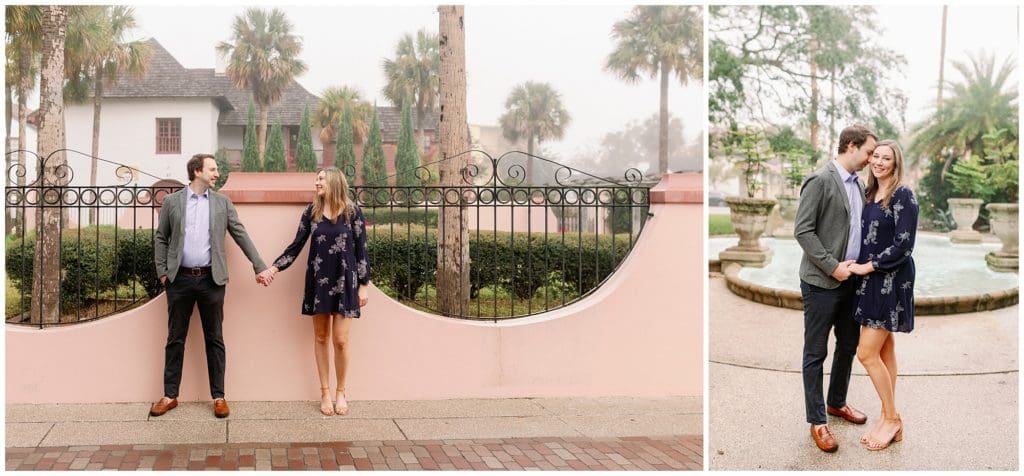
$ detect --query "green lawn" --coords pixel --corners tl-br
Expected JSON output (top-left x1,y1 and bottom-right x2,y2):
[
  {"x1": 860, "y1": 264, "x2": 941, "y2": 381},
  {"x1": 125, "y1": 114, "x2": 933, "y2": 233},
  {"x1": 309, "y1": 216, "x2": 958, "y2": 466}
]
[{"x1": 709, "y1": 215, "x2": 735, "y2": 236}]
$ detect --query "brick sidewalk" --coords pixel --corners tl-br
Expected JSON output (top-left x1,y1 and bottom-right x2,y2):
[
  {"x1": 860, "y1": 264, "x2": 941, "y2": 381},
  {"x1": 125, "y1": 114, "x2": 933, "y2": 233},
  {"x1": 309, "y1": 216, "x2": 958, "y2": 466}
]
[{"x1": 6, "y1": 435, "x2": 701, "y2": 471}]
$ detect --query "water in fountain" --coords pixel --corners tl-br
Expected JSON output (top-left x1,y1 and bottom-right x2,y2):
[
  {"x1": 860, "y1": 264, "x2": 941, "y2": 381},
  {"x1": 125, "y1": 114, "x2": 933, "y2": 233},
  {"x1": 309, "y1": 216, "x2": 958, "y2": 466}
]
[{"x1": 709, "y1": 234, "x2": 1018, "y2": 297}]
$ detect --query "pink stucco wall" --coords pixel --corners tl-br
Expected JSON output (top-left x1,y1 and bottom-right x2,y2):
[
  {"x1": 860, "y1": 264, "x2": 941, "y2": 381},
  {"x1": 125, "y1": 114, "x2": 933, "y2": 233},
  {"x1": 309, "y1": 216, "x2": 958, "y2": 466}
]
[{"x1": 5, "y1": 173, "x2": 703, "y2": 403}]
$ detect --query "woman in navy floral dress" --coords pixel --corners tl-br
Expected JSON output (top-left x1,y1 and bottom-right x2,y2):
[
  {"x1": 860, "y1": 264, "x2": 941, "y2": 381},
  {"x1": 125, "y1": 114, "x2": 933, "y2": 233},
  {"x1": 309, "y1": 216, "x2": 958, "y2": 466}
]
[
  {"x1": 264, "y1": 167, "x2": 371, "y2": 417},
  {"x1": 847, "y1": 140, "x2": 917, "y2": 451}
]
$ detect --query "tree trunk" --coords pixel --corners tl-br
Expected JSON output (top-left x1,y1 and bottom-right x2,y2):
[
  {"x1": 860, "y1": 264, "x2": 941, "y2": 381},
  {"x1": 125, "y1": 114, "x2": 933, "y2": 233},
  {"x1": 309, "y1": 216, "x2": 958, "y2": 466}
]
[
  {"x1": 258, "y1": 104, "x2": 269, "y2": 166},
  {"x1": 659, "y1": 62, "x2": 670, "y2": 175},
  {"x1": 16, "y1": 40, "x2": 31, "y2": 232},
  {"x1": 416, "y1": 100, "x2": 427, "y2": 160},
  {"x1": 937, "y1": 5, "x2": 948, "y2": 113},
  {"x1": 5, "y1": 83, "x2": 13, "y2": 234},
  {"x1": 31, "y1": 5, "x2": 68, "y2": 325},
  {"x1": 89, "y1": 64, "x2": 104, "y2": 225},
  {"x1": 942, "y1": 148, "x2": 970, "y2": 181},
  {"x1": 828, "y1": 66, "x2": 836, "y2": 160},
  {"x1": 808, "y1": 35, "x2": 820, "y2": 153},
  {"x1": 323, "y1": 138, "x2": 336, "y2": 168},
  {"x1": 5, "y1": 84, "x2": 12, "y2": 149},
  {"x1": 436, "y1": 5, "x2": 470, "y2": 317}
]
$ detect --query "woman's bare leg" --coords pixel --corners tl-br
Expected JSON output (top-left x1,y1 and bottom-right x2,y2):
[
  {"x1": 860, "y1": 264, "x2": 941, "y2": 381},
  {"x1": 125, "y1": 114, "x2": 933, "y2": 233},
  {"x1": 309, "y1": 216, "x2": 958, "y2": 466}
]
[
  {"x1": 312, "y1": 314, "x2": 333, "y2": 415},
  {"x1": 332, "y1": 314, "x2": 354, "y2": 415},
  {"x1": 857, "y1": 327, "x2": 902, "y2": 448}
]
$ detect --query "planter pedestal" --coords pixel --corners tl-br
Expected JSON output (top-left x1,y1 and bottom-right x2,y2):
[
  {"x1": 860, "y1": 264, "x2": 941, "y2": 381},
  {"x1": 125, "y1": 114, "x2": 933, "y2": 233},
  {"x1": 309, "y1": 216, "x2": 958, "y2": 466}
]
[
  {"x1": 720, "y1": 197, "x2": 777, "y2": 268},
  {"x1": 773, "y1": 194, "x2": 799, "y2": 240},
  {"x1": 948, "y1": 198, "x2": 984, "y2": 244},
  {"x1": 985, "y1": 203, "x2": 1018, "y2": 272}
]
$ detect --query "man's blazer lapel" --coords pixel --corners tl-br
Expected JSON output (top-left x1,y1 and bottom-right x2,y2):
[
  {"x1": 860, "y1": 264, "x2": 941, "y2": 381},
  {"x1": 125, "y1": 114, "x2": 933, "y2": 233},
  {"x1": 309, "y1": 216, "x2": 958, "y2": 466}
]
[
  {"x1": 827, "y1": 163, "x2": 851, "y2": 216},
  {"x1": 177, "y1": 190, "x2": 188, "y2": 238},
  {"x1": 208, "y1": 192, "x2": 217, "y2": 236}
]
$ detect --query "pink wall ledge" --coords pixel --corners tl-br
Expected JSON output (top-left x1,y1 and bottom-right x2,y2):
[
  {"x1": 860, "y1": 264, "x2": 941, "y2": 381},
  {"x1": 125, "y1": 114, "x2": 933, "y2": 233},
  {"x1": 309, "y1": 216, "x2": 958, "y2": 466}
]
[{"x1": 6, "y1": 173, "x2": 704, "y2": 403}]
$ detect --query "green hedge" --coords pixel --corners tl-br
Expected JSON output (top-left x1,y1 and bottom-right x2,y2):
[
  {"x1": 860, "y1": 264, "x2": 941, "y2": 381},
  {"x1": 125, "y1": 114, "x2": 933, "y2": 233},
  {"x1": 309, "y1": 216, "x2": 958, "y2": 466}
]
[
  {"x1": 6, "y1": 228, "x2": 160, "y2": 311},
  {"x1": 369, "y1": 230, "x2": 630, "y2": 301},
  {"x1": 362, "y1": 208, "x2": 439, "y2": 227}
]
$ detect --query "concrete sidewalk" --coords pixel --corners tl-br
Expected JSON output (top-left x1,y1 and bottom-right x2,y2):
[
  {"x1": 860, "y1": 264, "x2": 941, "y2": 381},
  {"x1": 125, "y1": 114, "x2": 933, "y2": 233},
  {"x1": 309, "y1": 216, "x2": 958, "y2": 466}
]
[
  {"x1": 6, "y1": 396, "x2": 702, "y2": 470},
  {"x1": 708, "y1": 275, "x2": 1018, "y2": 471}
]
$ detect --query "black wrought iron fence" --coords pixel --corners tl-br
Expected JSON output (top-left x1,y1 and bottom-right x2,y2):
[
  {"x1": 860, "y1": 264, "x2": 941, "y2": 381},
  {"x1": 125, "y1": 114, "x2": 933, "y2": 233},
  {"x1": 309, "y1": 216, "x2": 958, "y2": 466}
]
[
  {"x1": 5, "y1": 149, "x2": 180, "y2": 328},
  {"x1": 5, "y1": 148, "x2": 652, "y2": 327},
  {"x1": 354, "y1": 150, "x2": 652, "y2": 321}
]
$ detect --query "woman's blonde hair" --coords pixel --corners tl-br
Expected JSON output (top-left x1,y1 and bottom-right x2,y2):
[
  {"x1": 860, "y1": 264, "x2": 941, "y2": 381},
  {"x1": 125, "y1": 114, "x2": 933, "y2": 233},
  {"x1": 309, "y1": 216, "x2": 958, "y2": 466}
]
[
  {"x1": 312, "y1": 167, "x2": 355, "y2": 223},
  {"x1": 865, "y1": 139, "x2": 905, "y2": 208}
]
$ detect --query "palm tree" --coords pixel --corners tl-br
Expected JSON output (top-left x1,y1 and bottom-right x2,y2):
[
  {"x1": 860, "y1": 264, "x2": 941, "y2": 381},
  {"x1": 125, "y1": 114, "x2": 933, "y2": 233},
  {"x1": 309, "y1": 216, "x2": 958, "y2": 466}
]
[
  {"x1": 437, "y1": 5, "x2": 470, "y2": 317},
  {"x1": 911, "y1": 52, "x2": 1018, "y2": 178},
  {"x1": 498, "y1": 81, "x2": 571, "y2": 184},
  {"x1": 68, "y1": 6, "x2": 150, "y2": 224},
  {"x1": 606, "y1": 5, "x2": 703, "y2": 175},
  {"x1": 217, "y1": 7, "x2": 307, "y2": 165},
  {"x1": 32, "y1": 5, "x2": 68, "y2": 324},
  {"x1": 5, "y1": 6, "x2": 42, "y2": 193},
  {"x1": 382, "y1": 29, "x2": 439, "y2": 151},
  {"x1": 313, "y1": 85, "x2": 371, "y2": 167},
  {"x1": 937, "y1": 6, "x2": 948, "y2": 113}
]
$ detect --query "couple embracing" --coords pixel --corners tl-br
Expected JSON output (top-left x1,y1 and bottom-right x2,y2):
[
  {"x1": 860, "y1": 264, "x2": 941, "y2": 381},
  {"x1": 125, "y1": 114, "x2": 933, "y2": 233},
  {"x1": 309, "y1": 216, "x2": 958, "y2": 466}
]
[
  {"x1": 149, "y1": 154, "x2": 371, "y2": 419},
  {"x1": 796, "y1": 125, "x2": 919, "y2": 452}
]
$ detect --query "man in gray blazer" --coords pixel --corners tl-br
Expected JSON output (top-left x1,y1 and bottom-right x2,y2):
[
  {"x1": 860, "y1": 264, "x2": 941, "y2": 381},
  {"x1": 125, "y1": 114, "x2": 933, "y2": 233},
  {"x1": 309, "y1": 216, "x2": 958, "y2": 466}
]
[
  {"x1": 794, "y1": 125, "x2": 877, "y2": 452},
  {"x1": 150, "y1": 153, "x2": 269, "y2": 418}
]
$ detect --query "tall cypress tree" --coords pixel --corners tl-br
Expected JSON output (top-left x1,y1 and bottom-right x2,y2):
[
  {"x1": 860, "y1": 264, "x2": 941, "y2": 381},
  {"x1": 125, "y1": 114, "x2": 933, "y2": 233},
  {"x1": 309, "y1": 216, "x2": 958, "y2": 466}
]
[
  {"x1": 214, "y1": 148, "x2": 231, "y2": 189},
  {"x1": 295, "y1": 106, "x2": 317, "y2": 172},
  {"x1": 335, "y1": 105, "x2": 356, "y2": 184},
  {"x1": 263, "y1": 121, "x2": 287, "y2": 172},
  {"x1": 241, "y1": 98, "x2": 261, "y2": 172},
  {"x1": 362, "y1": 107, "x2": 387, "y2": 186},
  {"x1": 394, "y1": 101, "x2": 421, "y2": 187}
]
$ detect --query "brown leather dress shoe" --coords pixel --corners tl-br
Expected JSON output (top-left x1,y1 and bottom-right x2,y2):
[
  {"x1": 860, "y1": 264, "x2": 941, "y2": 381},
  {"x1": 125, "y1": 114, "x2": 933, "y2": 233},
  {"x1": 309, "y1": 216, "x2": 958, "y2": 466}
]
[
  {"x1": 811, "y1": 424, "x2": 838, "y2": 452},
  {"x1": 827, "y1": 404, "x2": 867, "y2": 424},
  {"x1": 213, "y1": 398, "x2": 230, "y2": 418},
  {"x1": 150, "y1": 397, "x2": 178, "y2": 417}
]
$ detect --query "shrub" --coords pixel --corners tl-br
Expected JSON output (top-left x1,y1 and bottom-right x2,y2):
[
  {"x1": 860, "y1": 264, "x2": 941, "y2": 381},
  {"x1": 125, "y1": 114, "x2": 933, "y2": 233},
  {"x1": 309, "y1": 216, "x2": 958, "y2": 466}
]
[
  {"x1": 6, "y1": 237, "x2": 116, "y2": 310},
  {"x1": 263, "y1": 121, "x2": 287, "y2": 172},
  {"x1": 367, "y1": 229, "x2": 629, "y2": 302},
  {"x1": 6, "y1": 227, "x2": 162, "y2": 314},
  {"x1": 362, "y1": 208, "x2": 439, "y2": 228}
]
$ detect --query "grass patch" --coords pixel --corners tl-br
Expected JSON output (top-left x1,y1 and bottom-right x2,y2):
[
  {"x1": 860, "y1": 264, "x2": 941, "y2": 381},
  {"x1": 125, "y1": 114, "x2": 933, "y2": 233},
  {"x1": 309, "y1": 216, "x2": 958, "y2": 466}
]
[
  {"x1": 390, "y1": 282, "x2": 581, "y2": 319},
  {"x1": 709, "y1": 214, "x2": 735, "y2": 236},
  {"x1": 6, "y1": 276, "x2": 150, "y2": 323}
]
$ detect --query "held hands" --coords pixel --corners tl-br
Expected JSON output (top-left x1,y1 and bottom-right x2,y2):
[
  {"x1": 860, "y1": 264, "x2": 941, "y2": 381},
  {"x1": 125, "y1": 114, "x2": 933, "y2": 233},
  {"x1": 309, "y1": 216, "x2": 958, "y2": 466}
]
[
  {"x1": 830, "y1": 260, "x2": 856, "y2": 282},
  {"x1": 831, "y1": 260, "x2": 874, "y2": 282},
  {"x1": 848, "y1": 262, "x2": 874, "y2": 276},
  {"x1": 255, "y1": 266, "x2": 279, "y2": 287}
]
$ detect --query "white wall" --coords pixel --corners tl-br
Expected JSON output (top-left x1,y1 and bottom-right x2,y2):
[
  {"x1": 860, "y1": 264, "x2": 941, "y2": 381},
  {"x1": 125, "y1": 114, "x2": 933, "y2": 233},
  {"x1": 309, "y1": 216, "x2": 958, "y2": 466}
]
[
  {"x1": 63, "y1": 97, "x2": 221, "y2": 186},
  {"x1": 218, "y1": 125, "x2": 244, "y2": 150}
]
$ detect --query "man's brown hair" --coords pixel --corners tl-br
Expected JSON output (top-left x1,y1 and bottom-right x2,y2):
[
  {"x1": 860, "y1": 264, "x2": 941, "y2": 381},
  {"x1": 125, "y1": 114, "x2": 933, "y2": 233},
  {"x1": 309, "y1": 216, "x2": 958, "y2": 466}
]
[
  {"x1": 836, "y1": 125, "x2": 877, "y2": 155},
  {"x1": 187, "y1": 153, "x2": 216, "y2": 181}
]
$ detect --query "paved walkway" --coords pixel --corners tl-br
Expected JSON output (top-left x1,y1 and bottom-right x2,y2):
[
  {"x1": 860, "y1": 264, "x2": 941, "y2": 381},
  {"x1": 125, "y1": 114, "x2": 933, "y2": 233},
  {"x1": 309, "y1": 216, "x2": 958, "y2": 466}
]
[
  {"x1": 708, "y1": 275, "x2": 1018, "y2": 471},
  {"x1": 6, "y1": 396, "x2": 702, "y2": 470}
]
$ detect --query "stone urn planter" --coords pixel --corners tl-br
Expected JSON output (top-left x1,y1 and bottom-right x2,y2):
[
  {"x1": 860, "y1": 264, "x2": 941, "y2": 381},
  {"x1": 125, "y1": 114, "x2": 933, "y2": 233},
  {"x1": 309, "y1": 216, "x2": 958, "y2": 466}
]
[
  {"x1": 772, "y1": 194, "x2": 799, "y2": 239},
  {"x1": 948, "y1": 198, "x2": 984, "y2": 243},
  {"x1": 720, "y1": 196, "x2": 778, "y2": 267},
  {"x1": 985, "y1": 202, "x2": 1018, "y2": 272}
]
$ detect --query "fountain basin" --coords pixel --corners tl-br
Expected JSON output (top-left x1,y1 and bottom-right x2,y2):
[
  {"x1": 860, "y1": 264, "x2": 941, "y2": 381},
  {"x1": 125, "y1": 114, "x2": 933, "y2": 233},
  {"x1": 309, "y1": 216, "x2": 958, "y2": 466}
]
[{"x1": 710, "y1": 234, "x2": 1019, "y2": 315}]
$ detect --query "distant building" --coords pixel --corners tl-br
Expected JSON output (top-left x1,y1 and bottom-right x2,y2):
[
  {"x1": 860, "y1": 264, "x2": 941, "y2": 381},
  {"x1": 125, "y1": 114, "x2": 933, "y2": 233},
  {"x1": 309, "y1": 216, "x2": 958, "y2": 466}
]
[{"x1": 26, "y1": 38, "x2": 438, "y2": 186}]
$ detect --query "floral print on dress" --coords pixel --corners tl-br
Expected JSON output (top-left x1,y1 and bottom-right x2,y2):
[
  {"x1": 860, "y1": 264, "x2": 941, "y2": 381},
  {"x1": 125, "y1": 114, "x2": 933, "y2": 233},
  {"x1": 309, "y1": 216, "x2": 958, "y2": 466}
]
[
  {"x1": 273, "y1": 204, "x2": 372, "y2": 317},
  {"x1": 864, "y1": 220, "x2": 879, "y2": 245},
  {"x1": 853, "y1": 186, "x2": 917, "y2": 333}
]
